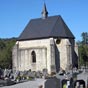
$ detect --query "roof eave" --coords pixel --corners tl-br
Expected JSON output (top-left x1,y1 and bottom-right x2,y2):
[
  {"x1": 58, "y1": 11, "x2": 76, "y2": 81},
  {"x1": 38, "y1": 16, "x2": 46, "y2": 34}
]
[{"x1": 17, "y1": 36, "x2": 75, "y2": 41}]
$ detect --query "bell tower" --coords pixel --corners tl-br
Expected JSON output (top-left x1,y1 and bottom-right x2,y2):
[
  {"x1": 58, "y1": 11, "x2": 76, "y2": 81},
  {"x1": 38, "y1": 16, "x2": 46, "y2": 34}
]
[{"x1": 41, "y1": 3, "x2": 48, "y2": 19}]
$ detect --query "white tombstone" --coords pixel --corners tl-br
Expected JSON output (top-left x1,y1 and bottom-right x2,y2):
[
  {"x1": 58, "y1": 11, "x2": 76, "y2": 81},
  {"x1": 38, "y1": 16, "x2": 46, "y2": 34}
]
[
  {"x1": 75, "y1": 82, "x2": 80, "y2": 88},
  {"x1": 80, "y1": 85, "x2": 83, "y2": 88},
  {"x1": 66, "y1": 81, "x2": 70, "y2": 88}
]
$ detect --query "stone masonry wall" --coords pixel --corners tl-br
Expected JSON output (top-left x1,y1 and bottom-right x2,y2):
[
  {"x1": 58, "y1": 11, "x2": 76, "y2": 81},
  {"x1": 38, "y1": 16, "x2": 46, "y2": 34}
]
[
  {"x1": 12, "y1": 38, "x2": 74, "y2": 74},
  {"x1": 13, "y1": 38, "x2": 55, "y2": 74}
]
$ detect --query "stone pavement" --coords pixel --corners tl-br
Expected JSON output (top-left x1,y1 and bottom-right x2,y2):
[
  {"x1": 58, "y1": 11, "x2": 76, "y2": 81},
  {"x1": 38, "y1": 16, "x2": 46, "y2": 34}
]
[{"x1": 0, "y1": 79, "x2": 46, "y2": 88}]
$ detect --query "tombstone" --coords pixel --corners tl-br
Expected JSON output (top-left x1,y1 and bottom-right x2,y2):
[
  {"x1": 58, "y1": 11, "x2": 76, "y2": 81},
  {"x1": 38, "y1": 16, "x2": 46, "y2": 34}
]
[
  {"x1": 9, "y1": 73, "x2": 14, "y2": 80},
  {"x1": 21, "y1": 71, "x2": 31, "y2": 80},
  {"x1": 66, "y1": 81, "x2": 70, "y2": 88},
  {"x1": 22, "y1": 71, "x2": 29, "y2": 80},
  {"x1": 26, "y1": 71, "x2": 36, "y2": 80},
  {"x1": 45, "y1": 77, "x2": 60, "y2": 88},
  {"x1": 70, "y1": 78, "x2": 73, "y2": 88},
  {"x1": 3, "y1": 69, "x2": 10, "y2": 78},
  {"x1": 13, "y1": 71, "x2": 20, "y2": 81},
  {"x1": 0, "y1": 68, "x2": 3, "y2": 79},
  {"x1": 26, "y1": 70, "x2": 33, "y2": 78},
  {"x1": 8, "y1": 69, "x2": 12, "y2": 78},
  {"x1": 36, "y1": 71, "x2": 42, "y2": 78},
  {"x1": 24, "y1": 70, "x2": 28, "y2": 76},
  {"x1": 20, "y1": 71, "x2": 24, "y2": 76},
  {"x1": 27, "y1": 71, "x2": 33, "y2": 77},
  {"x1": 31, "y1": 71, "x2": 36, "y2": 78},
  {"x1": 75, "y1": 82, "x2": 80, "y2": 88},
  {"x1": 74, "y1": 80, "x2": 85, "y2": 88},
  {"x1": 42, "y1": 69, "x2": 48, "y2": 78},
  {"x1": 80, "y1": 84, "x2": 83, "y2": 88},
  {"x1": 27, "y1": 71, "x2": 31, "y2": 77},
  {"x1": 3, "y1": 69, "x2": 7, "y2": 77},
  {"x1": 73, "y1": 67, "x2": 77, "y2": 72},
  {"x1": 77, "y1": 71, "x2": 87, "y2": 86}
]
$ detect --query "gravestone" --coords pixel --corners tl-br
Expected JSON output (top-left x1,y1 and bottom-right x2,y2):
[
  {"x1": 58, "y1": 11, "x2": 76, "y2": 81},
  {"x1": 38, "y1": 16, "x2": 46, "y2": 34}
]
[
  {"x1": 3, "y1": 69, "x2": 11, "y2": 78},
  {"x1": 42, "y1": 69, "x2": 48, "y2": 78},
  {"x1": 77, "y1": 71, "x2": 87, "y2": 87},
  {"x1": 45, "y1": 77, "x2": 60, "y2": 88},
  {"x1": 74, "y1": 80, "x2": 85, "y2": 88},
  {"x1": 0, "y1": 68, "x2": 3, "y2": 79},
  {"x1": 9, "y1": 73, "x2": 14, "y2": 79},
  {"x1": 27, "y1": 71, "x2": 31, "y2": 77},
  {"x1": 31, "y1": 71, "x2": 36, "y2": 78},
  {"x1": 3, "y1": 69, "x2": 7, "y2": 77},
  {"x1": 13, "y1": 71, "x2": 20, "y2": 81},
  {"x1": 66, "y1": 81, "x2": 70, "y2": 88},
  {"x1": 8, "y1": 69, "x2": 12, "y2": 77},
  {"x1": 26, "y1": 71, "x2": 36, "y2": 79},
  {"x1": 75, "y1": 82, "x2": 80, "y2": 88},
  {"x1": 24, "y1": 71, "x2": 28, "y2": 76},
  {"x1": 20, "y1": 71, "x2": 24, "y2": 77},
  {"x1": 36, "y1": 71, "x2": 42, "y2": 78},
  {"x1": 80, "y1": 85, "x2": 83, "y2": 88}
]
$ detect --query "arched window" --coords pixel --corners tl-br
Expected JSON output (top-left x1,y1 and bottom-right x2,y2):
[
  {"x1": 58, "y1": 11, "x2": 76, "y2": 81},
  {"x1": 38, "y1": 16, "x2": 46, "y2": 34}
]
[{"x1": 31, "y1": 51, "x2": 36, "y2": 63}]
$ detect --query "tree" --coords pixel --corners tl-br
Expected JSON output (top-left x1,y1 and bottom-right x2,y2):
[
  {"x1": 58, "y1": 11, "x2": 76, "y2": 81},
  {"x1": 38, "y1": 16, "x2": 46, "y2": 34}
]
[
  {"x1": 81, "y1": 32, "x2": 88, "y2": 44},
  {"x1": 78, "y1": 32, "x2": 88, "y2": 67},
  {"x1": 0, "y1": 39, "x2": 6, "y2": 50},
  {"x1": 0, "y1": 38, "x2": 16, "y2": 69}
]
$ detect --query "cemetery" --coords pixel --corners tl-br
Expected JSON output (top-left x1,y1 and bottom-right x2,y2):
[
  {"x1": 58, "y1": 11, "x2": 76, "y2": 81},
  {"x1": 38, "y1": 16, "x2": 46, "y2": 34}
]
[{"x1": 0, "y1": 67, "x2": 88, "y2": 88}]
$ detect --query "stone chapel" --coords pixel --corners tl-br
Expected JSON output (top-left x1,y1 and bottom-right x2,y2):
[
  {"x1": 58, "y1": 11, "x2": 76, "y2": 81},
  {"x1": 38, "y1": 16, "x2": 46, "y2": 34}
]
[{"x1": 12, "y1": 4, "x2": 78, "y2": 74}]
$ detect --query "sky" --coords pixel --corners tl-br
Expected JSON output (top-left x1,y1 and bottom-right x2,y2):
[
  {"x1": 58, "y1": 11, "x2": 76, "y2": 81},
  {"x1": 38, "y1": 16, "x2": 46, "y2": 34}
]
[{"x1": 0, "y1": 0, "x2": 88, "y2": 41}]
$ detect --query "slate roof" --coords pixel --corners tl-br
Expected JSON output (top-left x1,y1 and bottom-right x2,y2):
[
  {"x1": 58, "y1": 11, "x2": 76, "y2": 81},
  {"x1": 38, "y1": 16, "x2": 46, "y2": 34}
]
[{"x1": 18, "y1": 15, "x2": 75, "y2": 41}]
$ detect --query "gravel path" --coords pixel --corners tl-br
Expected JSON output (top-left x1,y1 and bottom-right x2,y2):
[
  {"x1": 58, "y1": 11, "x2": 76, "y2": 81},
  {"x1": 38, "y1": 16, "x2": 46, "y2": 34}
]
[{"x1": 0, "y1": 79, "x2": 46, "y2": 88}]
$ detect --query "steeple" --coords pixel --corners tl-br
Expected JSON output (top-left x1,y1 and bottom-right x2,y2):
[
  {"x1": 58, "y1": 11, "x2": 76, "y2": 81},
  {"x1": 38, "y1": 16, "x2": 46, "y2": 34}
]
[{"x1": 41, "y1": 3, "x2": 48, "y2": 19}]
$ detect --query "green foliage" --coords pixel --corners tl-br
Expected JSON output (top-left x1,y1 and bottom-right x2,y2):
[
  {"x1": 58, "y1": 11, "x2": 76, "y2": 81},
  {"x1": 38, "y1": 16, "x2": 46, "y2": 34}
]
[
  {"x1": 78, "y1": 45, "x2": 88, "y2": 66},
  {"x1": 0, "y1": 38, "x2": 16, "y2": 69},
  {"x1": 77, "y1": 32, "x2": 88, "y2": 67},
  {"x1": 0, "y1": 39, "x2": 6, "y2": 50},
  {"x1": 81, "y1": 32, "x2": 88, "y2": 44}
]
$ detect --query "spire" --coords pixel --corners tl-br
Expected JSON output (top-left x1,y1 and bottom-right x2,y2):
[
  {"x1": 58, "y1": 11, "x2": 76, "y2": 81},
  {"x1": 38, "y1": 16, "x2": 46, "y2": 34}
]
[{"x1": 41, "y1": 3, "x2": 48, "y2": 19}]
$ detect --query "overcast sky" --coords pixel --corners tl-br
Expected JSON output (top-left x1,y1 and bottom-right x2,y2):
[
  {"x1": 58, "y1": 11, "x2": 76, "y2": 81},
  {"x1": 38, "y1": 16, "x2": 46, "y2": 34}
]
[{"x1": 0, "y1": 0, "x2": 88, "y2": 41}]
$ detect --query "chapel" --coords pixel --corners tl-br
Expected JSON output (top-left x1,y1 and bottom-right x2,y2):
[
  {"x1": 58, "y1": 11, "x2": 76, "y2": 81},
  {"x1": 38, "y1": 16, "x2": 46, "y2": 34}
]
[{"x1": 12, "y1": 3, "x2": 78, "y2": 74}]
